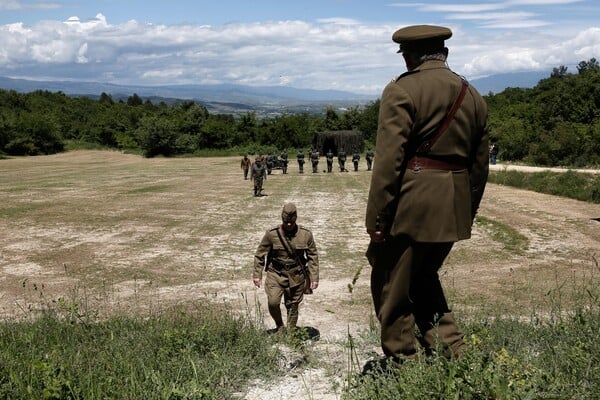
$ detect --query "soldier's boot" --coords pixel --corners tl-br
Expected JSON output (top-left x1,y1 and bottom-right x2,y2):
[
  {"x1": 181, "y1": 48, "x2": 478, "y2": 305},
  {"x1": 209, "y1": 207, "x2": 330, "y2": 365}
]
[
  {"x1": 421, "y1": 312, "x2": 466, "y2": 359},
  {"x1": 253, "y1": 186, "x2": 258, "y2": 196}
]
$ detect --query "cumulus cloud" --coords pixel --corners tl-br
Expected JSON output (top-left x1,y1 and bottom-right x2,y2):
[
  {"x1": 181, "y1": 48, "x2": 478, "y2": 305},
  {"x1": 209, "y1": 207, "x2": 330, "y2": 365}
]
[{"x1": 0, "y1": 12, "x2": 598, "y2": 94}]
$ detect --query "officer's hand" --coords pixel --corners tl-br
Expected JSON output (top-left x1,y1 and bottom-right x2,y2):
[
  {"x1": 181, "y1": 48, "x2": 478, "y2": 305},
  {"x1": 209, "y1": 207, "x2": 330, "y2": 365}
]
[
  {"x1": 253, "y1": 278, "x2": 262, "y2": 288},
  {"x1": 368, "y1": 230, "x2": 386, "y2": 243},
  {"x1": 310, "y1": 281, "x2": 319, "y2": 290}
]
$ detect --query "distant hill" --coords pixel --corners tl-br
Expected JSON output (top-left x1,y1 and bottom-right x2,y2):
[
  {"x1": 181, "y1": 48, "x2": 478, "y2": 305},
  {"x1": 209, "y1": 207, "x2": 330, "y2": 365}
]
[
  {"x1": 0, "y1": 70, "x2": 551, "y2": 110},
  {"x1": 471, "y1": 71, "x2": 549, "y2": 94},
  {"x1": 0, "y1": 76, "x2": 373, "y2": 103}
]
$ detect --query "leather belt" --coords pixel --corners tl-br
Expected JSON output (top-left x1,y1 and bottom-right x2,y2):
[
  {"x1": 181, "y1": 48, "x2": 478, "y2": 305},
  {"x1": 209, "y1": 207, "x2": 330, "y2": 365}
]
[
  {"x1": 270, "y1": 262, "x2": 298, "y2": 271},
  {"x1": 406, "y1": 156, "x2": 467, "y2": 172}
]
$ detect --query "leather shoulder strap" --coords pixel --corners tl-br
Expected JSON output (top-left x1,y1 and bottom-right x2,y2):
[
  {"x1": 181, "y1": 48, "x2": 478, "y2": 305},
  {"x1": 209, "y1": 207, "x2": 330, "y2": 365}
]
[
  {"x1": 417, "y1": 77, "x2": 469, "y2": 154},
  {"x1": 276, "y1": 227, "x2": 301, "y2": 263}
]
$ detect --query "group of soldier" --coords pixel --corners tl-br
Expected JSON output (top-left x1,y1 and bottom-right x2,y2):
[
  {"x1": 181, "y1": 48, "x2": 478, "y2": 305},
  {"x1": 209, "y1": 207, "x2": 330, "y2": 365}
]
[
  {"x1": 241, "y1": 148, "x2": 375, "y2": 196},
  {"x1": 296, "y1": 147, "x2": 374, "y2": 174}
]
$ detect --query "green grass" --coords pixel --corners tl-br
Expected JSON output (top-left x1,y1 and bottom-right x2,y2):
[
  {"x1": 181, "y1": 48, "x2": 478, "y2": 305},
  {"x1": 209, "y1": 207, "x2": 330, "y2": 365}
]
[
  {"x1": 489, "y1": 169, "x2": 600, "y2": 203},
  {"x1": 345, "y1": 258, "x2": 600, "y2": 399},
  {"x1": 0, "y1": 303, "x2": 280, "y2": 400},
  {"x1": 476, "y1": 215, "x2": 529, "y2": 254}
]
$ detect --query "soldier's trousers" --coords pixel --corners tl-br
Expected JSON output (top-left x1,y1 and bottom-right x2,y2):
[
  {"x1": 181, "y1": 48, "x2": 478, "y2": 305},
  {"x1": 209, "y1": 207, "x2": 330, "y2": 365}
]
[
  {"x1": 367, "y1": 236, "x2": 465, "y2": 359},
  {"x1": 327, "y1": 161, "x2": 333, "y2": 172},
  {"x1": 264, "y1": 268, "x2": 306, "y2": 329},
  {"x1": 253, "y1": 178, "x2": 264, "y2": 195},
  {"x1": 312, "y1": 161, "x2": 318, "y2": 173}
]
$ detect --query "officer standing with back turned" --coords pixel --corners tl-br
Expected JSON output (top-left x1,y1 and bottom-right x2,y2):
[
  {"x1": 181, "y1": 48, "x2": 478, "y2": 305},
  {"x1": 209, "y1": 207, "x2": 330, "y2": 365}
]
[{"x1": 364, "y1": 25, "x2": 489, "y2": 369}]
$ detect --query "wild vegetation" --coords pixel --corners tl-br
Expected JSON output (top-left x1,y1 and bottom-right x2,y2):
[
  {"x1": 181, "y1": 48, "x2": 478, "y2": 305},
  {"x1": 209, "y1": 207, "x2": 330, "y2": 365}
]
[
  {"x1": 1, "y1": 58, "x2": 599, "y2": 166},
  {"x1": 488, "y1": 169, "x2": 600, "y2": 203}
]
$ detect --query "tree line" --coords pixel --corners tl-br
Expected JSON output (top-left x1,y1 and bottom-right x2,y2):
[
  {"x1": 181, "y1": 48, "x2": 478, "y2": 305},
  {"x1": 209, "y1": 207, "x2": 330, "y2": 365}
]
[{"x1": 1, "y1": 58, "x2": 598, "y2": 166}]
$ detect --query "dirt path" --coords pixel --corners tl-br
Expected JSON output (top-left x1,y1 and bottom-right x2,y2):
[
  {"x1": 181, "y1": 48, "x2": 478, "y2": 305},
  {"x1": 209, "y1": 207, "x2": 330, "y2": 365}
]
[{"x1": 1, "y1": 152, "x2": 598, "y2": 399}]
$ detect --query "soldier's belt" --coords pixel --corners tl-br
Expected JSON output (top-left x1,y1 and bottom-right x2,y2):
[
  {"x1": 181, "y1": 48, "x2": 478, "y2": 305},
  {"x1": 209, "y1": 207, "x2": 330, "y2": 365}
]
[
  {"x1": 407, "y1": 156, "x2": 467, "y2": 172},
  {"x1": 270, "y1": 261, "x2": 298, "y2": 271}
]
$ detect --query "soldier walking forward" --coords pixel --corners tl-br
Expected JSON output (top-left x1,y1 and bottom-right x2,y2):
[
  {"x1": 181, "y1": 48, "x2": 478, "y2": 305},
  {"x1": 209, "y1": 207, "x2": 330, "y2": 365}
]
[
  {"x1": 253, "y1": 203, "x2": 319, "y2": 333},
  {"x1": 365, "y1": 25, "x2": 489, "y2": 367},
  {"x1": 240, "y1": 155, "x2": 251, "y2": 180},
  {"x1": 250, "y1": 156, "x2": 267, "y2": 197}
]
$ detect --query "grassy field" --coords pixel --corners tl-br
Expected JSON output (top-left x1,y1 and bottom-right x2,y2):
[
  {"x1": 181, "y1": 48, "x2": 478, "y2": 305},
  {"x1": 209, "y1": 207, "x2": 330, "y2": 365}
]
[{"x1": 1, "y1": 150, "x2": 599, "y2": 399}]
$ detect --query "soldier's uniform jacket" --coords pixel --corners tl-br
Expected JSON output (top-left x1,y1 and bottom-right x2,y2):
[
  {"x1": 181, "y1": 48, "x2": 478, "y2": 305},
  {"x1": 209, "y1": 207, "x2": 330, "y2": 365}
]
[
  {"x1": 253, "y1": 225, "x2": 319, "y2": 286},
  {"x1": 326, "y1": 152, "x2": 334, "y2": 162},
  {"x1": 241, "y1": 157, "x2": 251, "y2": 170},
  {"x1": 365, "y1": 59, "x2": 489, "y2": 242},
  {"x1": 352, "y1": 153, "x2": 360, "y2": 162},
  {"x1": 250, "y1": 161, "x2": 267, "y2": 180}
]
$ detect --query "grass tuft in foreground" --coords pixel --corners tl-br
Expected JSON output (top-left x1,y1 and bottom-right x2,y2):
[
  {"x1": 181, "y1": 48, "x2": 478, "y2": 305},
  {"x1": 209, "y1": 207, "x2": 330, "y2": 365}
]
[{"x1": 0, "y1": 304, "x2": 280, "y2": 399}]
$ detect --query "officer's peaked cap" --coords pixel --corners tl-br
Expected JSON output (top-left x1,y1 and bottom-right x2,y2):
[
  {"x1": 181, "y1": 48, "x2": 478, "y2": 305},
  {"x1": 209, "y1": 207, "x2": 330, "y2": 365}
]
[{"x1": 393, "y1": 25, "x2": 452, "y2": 54}]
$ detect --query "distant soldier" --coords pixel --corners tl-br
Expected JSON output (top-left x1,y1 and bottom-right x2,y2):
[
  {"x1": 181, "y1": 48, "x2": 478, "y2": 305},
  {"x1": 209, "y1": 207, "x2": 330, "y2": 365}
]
[
  {"x1": 266, "y1": 152, "x2": 275, "y2": 175},
  {"x1": 281, "y1": 150, "x2": 289, "y2": 174},
  {"x1": 310, "y1": 148, "x2": 320, "y2": 173},
  {"x1": 240, "y1": 155, "x2": 251, "y2": 180},
  {"x1": 365, "y1": 148, "x2": 374, "y2": 171},
  {"x1": 253, "y1": 203, "x2": 319, "y2": 333},
  {"x1": 326, "y1": 150, "x2": 334, "y2": 173},
  {"x1": 297, "y1": 150, "x2": 305, "y2": 173},
  {"x1": 338, "y1": 149, "x2": 347, "y2": 172},
  {"x1": 352, "y1": 150, "x2": 361, "y2": 171},
  {"x1": 250, "y1": 156, "x2": 267, "y2": 196},
  {"x1": 490, "y1": 143, "x2": 499, "y2": 165}
]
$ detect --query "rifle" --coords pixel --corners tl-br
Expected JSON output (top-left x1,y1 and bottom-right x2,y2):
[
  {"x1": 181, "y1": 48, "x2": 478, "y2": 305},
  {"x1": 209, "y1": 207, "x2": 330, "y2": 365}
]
[{"x1": 275, "y1": 227, "x2": 313, "y2": 294}]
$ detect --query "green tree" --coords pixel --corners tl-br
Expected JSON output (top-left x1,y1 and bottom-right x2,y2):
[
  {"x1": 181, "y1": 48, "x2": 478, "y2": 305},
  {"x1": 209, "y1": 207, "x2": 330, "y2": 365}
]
[
  {"x1": 135, "y1": 115, "x2": 178, "y2": 157},
  {"x1": 5, "y1": 113, "x2": 64, "y2": 155}
]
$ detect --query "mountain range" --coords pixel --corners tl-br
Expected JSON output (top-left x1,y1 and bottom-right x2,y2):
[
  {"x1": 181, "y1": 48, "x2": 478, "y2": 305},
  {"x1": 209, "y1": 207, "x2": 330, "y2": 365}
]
[{"x1": 0, "y1": 70, "x2": 549, "y2": 114}]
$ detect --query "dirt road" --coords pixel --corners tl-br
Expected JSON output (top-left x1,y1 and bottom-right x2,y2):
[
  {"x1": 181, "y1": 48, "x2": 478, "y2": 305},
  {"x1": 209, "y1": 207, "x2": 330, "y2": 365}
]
[{"x1": 1, "y1": 151, "x2": 598, "y2": 399}]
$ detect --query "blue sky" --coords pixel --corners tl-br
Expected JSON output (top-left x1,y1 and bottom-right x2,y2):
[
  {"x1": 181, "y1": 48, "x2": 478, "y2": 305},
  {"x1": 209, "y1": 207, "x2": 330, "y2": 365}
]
[{"x1": 0, "y1": 0, "x2": 599, "y2": 94}]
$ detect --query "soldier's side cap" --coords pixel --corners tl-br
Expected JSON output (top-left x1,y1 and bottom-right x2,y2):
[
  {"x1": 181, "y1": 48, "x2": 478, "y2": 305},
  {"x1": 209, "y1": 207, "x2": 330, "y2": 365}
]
[
  {"x1": 282, "y1": 202, "x2": 297, "y2": 220},
  {"x1": 392, "y1": 25, "x2": 452, "y2": 53}
]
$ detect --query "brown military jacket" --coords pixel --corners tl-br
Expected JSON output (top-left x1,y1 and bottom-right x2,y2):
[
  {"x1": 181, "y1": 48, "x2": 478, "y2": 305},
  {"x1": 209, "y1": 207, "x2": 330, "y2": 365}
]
[
  {"x1": 241, "y1": 157, "x2": 251, "y2": 170},
  {"x1": 253, "y1": 225, "x2": 319, "y2": 284},
  {"x1": 365, "y1": 60, "x2": 489, "y2": 242}
]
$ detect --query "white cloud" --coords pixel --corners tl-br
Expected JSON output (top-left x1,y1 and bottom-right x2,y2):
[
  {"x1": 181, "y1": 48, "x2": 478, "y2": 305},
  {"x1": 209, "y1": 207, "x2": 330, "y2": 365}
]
[{"x1": 0, "y1": 13, "x2": 598, "y2": 94}]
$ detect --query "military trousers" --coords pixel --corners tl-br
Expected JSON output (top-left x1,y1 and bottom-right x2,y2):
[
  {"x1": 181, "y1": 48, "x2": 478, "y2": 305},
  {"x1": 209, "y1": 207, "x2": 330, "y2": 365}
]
[
  {"x1": 366, "y1": 235, "x2": 465, "y2": 359},
  {"x1": 253, "y1": 177, "x2": 264, "y2": 195},
  {"x1": 264, "y1": 267, "x2": 306, "y2": 329}
]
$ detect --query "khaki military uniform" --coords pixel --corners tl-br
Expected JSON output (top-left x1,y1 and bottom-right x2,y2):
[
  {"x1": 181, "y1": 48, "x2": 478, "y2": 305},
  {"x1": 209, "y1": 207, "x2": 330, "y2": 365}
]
[
  {"x1": 253, "y1": 225, "x2": 319, "y2": 329},
  {"x1": 250, "y1": 160, "x2": 267, "y2": 196},
  {"x1": 365, "y1": 59, "x2": 489, "y2": 359},
  {"x1": 240, "y1": 156, "x2": 251, "y2": 180}
]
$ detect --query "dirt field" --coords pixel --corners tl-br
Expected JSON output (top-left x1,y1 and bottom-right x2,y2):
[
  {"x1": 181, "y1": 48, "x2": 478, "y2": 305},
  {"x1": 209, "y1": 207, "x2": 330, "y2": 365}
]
[{"x1": 1, "y1": 150, "x2": 599, "y2": 399}]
